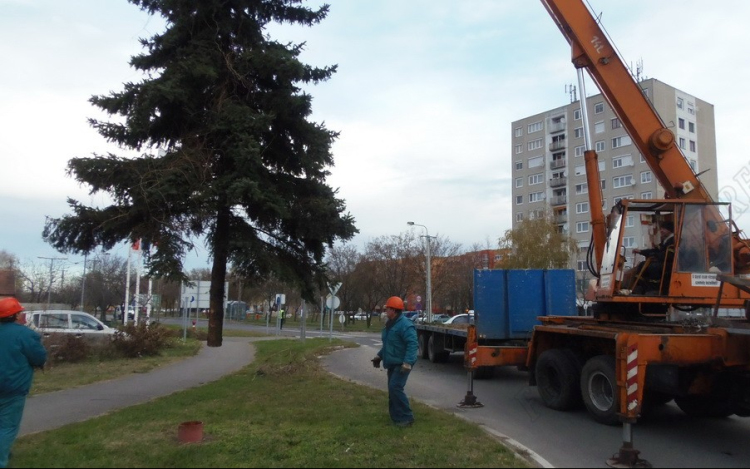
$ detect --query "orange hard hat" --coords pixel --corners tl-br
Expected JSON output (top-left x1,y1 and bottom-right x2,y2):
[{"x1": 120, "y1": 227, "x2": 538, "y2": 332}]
[
  {"x1": 0, "y1": 297, "x2": 24, "y2": 318},
  {"x1": 385, "y1": 296, "x2": 404, "y2": 311}
]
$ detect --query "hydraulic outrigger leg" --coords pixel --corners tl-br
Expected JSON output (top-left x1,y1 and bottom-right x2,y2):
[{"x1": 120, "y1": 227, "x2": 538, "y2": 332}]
[{"x1": 607, "y1": 421, "x2": 651, "y2": 468}]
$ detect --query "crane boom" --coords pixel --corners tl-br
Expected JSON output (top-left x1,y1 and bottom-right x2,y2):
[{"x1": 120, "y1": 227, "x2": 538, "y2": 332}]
[{"x1": 540, "y1": 0, "x2": 711, "y2": 201}]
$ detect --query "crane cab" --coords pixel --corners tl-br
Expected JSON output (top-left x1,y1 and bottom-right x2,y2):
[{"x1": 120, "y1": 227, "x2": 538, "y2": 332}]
[{"x1": 589, "y1": 199, "x2": 750, "y2": 317}]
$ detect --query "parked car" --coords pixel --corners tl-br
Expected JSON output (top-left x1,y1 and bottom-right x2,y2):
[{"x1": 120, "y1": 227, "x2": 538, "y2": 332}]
[
  {"x1": 443, "y1": 313, "x2": 475, "y2": 325},
  {"x1": 353, "y1": 312, "x2": 367, "y2": 320},
  {"x1": 430, "y1": 314, "x2": 451, "y2": 323},
  {"x1": 403, "y1": 311, "x2": 421, "y2": 321},
  {"x1": 27, "y1": 310, "x2": 120, "y2": 341}
]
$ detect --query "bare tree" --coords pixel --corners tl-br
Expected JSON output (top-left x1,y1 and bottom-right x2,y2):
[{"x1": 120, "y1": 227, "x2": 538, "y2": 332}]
[{"x1": 499, "y1": 210, "x2": 577, "y2": 269}]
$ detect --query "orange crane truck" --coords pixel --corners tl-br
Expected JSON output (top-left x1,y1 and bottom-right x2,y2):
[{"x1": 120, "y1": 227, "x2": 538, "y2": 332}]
[{"x1": 451, "y1": 1, "x2": 750, "y2": 466}]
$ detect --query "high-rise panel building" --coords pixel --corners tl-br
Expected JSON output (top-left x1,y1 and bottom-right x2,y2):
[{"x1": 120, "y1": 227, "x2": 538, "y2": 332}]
[{"x1": 510, "y1": 78, "x2": 717, "y2": 279}]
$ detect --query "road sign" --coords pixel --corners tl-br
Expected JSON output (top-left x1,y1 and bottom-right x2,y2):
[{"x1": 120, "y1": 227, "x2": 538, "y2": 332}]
[
  {"x1": 329, "y1": 282, "x2": 342, "y2": 295},
  {"x1": 338, "y1": 313, "x2": 346, "y2": 324},
  {"x1": 325, "y1": 295, "x2": 340, "y2": 309}
]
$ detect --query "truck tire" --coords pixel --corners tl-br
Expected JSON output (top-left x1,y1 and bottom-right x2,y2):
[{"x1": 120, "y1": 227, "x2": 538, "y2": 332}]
[
  {"x1": 428, "y1": 334, "x2": 448, "y2": 363},
  {"x1": 535, "y1": 349, "x2": 581, "y2": 411},
  {"x1": 418, "y1": 334, "x2": 429, "y2": 359},
  {"x1": 674, "y1": 395, "x2": 734, "y2": 418},
  {"x1": 473, "y1": 366, "x2": 495, "y2": 380},
  {"x1": 581, "y1": 355, "x2": 619, "y2": 425},
  {"x1": 675, "y1": 373, "x2": 737, "y2": 418}
]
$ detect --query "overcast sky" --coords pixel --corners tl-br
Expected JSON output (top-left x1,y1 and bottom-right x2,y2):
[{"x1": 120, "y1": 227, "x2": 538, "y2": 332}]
[{"x1": 3, "y1": 0, "x2": 750, "y2": 273}]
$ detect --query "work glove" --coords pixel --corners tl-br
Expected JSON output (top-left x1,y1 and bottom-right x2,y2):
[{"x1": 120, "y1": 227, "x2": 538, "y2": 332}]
[
  {"x1": 371, "y1": 356, "x2": 382, "y2": 369},
  {"x1": 400, "y1": 363, "x2": 412, "y2": 373}
]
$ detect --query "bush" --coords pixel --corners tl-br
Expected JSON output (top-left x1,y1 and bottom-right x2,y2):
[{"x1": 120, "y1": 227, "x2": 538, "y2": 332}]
[
  {"x1": 42, "y1": 334, "x2": 92, "y2": 363},
  {"x1": 112, "y1": 322, "x2": 174, "y2": 358}
]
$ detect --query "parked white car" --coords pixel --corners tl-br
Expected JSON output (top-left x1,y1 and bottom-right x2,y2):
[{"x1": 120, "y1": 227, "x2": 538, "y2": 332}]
[{"x1": 26, "y1": 310, "x2": 120, "y2": 341}]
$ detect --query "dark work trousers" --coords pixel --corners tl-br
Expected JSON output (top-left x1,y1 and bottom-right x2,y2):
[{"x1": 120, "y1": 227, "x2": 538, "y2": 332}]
[{"x1": 386, "y1": 366, "x2": 414, "y2": 424}]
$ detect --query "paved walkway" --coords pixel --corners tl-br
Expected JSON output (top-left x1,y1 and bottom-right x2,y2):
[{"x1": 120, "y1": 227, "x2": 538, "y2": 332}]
[{"x1": 20, "y1": 337, "x2": 256, "y2": 436}]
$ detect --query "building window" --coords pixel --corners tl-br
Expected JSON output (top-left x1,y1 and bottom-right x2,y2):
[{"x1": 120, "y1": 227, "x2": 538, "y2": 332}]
[
  {"x1": 576, "y1": 202, "x2": 589, "y2": 214},
  {"x1": 594, "y1": 102, "x2": 604, "y2": 114},
  {"x1": 640, "y1": 171, "x2": 652, "y2": 183},
  {"x1": 622, "y1": 236, "x2": 635, "y2": 248},
  {"x1": 678, "y1": 118, "x2": 685, "y2": 130},
  {"x1": 612, "y1": 135, "x2": 632, "y2": 148},
  {"x1": 602, "y1": 199, "x2": 608, "y2": 210},
  {"x1": 641, "y1": 191, "x2": 653, "y2": 199},
  {"x1": 679, "y1": 137, "x2": 686, "y2": 149},
  {"x1": 528, "y1": 156, "x2": 544, "y2": 168},
  {"x1": 600, "y1": 179, "x2": 606, "y2": 190},
  {"x1": 575, "y1": 183, "x2": 588, "y2": 194},
  {"x1": 611, "y1": 118, "x2": 621, "y2": 129},
  {"x1": 574, "y1": 127, "x2": 584, "y2": 138},
  {"x1": 574, "y1": 109, "x2": 581, "y2": 120},
  {"x1": 529, "y1": 192, "x2": 544, "y2": 203},
  {"x1": 574, "y1": 164, "x2": 585, "y2": 176},
  {"x1": 613, "y1": 175, "x2": 634, "y2": 188},
  {"x1": 528, "y1": 138, "x2": 543, "y2": 151},
  {"x1": 576, "y1": 221, "x2": 590, "y2": 233},
  {"x1": 514, "y1": 127, "x2": 523, "y2": 137},
  {"x1": 515, "y1": 144, "x2": 522, "y2": 154},
  {"x1": 687, "y1": 104, "x2": 695, "y2": 115},
  {"x1": 689, "y1": 159, "x2": 697, "y2": 170},
  {"x1": 528, "y1": 173, "x2": 544, "y2": 185},
  {"x1": 575, "y1": 145, "x2": 585, "y2": 157},
  {"x1": 515, "y1": 177, "x2": 523, "y2": 188},
  {"x1": 528, "y1": 121, "x2": 543, "y2": 133},
  {"x1": 677, "y1": 97, "x2": 684, "y2": 109},
  {"x1": 594, "y1": 121, "x2": 605, "y2": 134},
  {"x1": 613, "y1": 154, "x2": 633, "y2": 168},
  {"x1": 595, "y1": 140, "x2": 606, "y2": 152},
  {"x1": 516, "y1": 195, "x2": 523, "y2": 205},
  {"x1": 625, "y1": 215, "x2": 634, "y2": 227},
  {"x1": 640, "y1": 154, "x2": 646, "y2": 163},
  {"x1": 689, "y1": 140, "x2": 696, "y2": 152},
  {"x1": 516, "y1": 212, "x2": 524, "y2": 222},
  {"x1": 577, "y1": 260, "x2": 587, "y2": 271},
  {"x1": 689, "y1": 122, "x2": 695, "y2": 133}
]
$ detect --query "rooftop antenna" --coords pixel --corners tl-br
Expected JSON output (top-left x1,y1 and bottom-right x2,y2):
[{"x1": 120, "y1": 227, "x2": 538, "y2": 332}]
[
  {"x1": 565, "y1": 83, "x2": 577, "y2": 103},
  {"x1": 635, "y1": 58, "x2": 646, "y2": 82}
]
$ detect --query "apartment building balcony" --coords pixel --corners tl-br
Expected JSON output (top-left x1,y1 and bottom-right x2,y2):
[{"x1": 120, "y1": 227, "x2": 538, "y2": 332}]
[
  {"x1": 550, "y1": 159, "x2": 566, "y2": 170},
  {"x1": 549, "y1": 176, "x2": 567, "y2": 188},
  {"x1": 555, "y1": 213, "x2": 568, "y2": 223},
  {"x1": 549, "y1": 141, "x2": 566, "y2": 152},
  {"x1": 550, "y1": 195, "x2": 567, "y2": 206},
  {"x1": 548, "y1": 121, "x2": 566, "y2": 133}
]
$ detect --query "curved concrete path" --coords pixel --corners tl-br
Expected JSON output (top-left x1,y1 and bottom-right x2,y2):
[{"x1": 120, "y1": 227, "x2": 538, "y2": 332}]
[{"x1": 20, "y1": 337, "x2": 256, "y2": 436}]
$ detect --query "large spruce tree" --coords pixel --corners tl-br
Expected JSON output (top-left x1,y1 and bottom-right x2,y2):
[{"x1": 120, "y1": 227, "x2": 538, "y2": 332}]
[{"x1": 43, "y1": 0, "x2": 357, "y2": 346}]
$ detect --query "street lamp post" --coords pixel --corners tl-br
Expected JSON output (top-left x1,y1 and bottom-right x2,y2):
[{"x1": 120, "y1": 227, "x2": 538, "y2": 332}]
[{"x1": 407, "y1": 221, "x2": 432, "y2": 323}]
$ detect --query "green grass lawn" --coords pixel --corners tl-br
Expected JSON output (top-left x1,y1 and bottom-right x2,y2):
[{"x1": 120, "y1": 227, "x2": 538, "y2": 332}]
[{"x1": 13, "y1": 338, "x2": 531, "y2": 468}]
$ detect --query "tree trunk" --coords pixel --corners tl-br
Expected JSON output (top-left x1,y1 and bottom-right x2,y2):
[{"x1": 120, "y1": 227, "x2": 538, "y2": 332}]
[{"x1": 207, "y1": 205, "x2": 230, "y2": 347}]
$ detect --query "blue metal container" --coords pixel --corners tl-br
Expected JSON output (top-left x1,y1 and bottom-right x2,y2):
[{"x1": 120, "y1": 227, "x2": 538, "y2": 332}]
[{"x1": 474, "y1": 269, "x2": 576, "y2": 340}]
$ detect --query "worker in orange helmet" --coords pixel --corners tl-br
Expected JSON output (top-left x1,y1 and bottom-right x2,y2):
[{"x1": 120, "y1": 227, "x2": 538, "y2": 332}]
[
  {"x1": 372, "y1": 296, "x2": 418, "y2": 427},
  {"x1": 0, "y1": 297, "x2": 47, "y2": 468}
]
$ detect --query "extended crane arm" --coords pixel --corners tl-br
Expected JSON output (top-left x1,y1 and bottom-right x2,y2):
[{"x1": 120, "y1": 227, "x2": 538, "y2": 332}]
[{"x1": 540, "y1": 0, "x2": 711, "y2": 202}]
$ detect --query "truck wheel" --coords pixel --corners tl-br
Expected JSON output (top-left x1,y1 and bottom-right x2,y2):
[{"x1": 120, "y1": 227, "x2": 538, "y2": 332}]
[
  {"x1": 418, "y1": 334, "x2": 429, "y2": 359},
  {"x1": 674, "y1": 395, "x2": 734, "y2": 418},
  {"x1": 581, "y1": 355, "x2": 620, "y2": 425},
  {"x1": 428, "y1": 335, "x2": 448, "y2": 363},
  {"x1": 675, "y1": 373, "x2": 737, "y2": 418},
  {"x1": 535, "y1": 349, "x2": 581, "y2": 410},
  {"x1": 473, "y1": 366, "x2": 495, "y2": 380}
]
